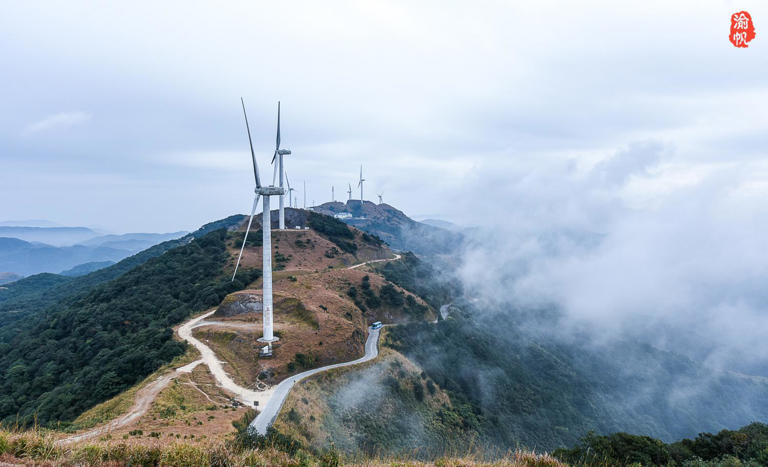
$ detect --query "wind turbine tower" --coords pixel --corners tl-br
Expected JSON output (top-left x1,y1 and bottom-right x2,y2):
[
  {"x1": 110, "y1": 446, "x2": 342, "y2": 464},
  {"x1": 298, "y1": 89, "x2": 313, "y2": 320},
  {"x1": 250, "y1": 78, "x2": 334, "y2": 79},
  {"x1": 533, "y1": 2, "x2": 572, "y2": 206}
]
[
  {"x1": 347, "y1": 183, "x2": 352, "y2": 201},
  {"x1": 303, "y1": 181, "x2": 307, "y2": 209},
  {"x1": 232, "y1": 98, "x2": 284, "y2": 355},
  {"x1": 332, "y1": 185, "x2": 335, "y2": 202},
  {"x1": 357, "y1": 165, "x2": 365, "y2": 203},
  {"x1": 270, "y1": 102, "x2": 291, "y2": 230},
  {"x1": 377, "y1": 193, "x2": 383, "y2": 204}
]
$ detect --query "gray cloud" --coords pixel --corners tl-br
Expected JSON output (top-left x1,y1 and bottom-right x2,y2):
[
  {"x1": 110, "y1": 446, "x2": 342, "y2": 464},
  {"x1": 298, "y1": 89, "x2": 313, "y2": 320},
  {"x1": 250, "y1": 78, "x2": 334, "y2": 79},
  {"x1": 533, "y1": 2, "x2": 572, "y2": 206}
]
[
  {"x1": 457, "y1": 139, "x2": 768, "y2": 375},
  {"x1": 1, "y1": 1, "x2": 767, "y2": 231}
]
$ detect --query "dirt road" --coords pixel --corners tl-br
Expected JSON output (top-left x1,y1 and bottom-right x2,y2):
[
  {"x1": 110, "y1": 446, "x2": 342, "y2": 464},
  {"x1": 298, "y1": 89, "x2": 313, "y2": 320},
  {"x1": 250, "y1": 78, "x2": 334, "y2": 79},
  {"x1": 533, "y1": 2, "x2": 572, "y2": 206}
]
[{"x1": 58, "y1": 359, "x2": 202, "y2": 445}]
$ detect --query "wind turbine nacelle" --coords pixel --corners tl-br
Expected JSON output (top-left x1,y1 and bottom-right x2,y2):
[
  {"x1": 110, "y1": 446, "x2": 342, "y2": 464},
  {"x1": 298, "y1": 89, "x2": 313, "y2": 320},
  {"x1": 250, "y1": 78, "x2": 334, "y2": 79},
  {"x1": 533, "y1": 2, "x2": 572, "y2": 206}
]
[
  {"x1": 256, "y1": 186, "x2": 285, "y2": 196},
  {"x1": 277, "y1": 149, "x2": 291, "y2": 155}
]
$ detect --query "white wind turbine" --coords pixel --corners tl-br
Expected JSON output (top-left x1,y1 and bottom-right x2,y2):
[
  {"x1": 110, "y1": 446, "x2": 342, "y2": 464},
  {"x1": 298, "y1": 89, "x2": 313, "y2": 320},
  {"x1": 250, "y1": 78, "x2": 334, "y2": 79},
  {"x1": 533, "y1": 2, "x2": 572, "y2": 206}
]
[
  {"x1": 377, "y1": 192, "x2": 383, "y2": 204},
  {"x1": 270, "y1": 102, "x2": 291, "y2": 230},
  {"x1": 357, "y1": 165, "x2": 365, "y2": 203},
  {"x1": 285, "y1": 172, "x2": 295, "y2": 208},
  {"x1": 232, "y1": 98, "x2": 284, "y2": 352},
  {"x1": 347, "y1": 183, "x2": 352, "y2": 201},
  {"x1": 332, "y1": 185, "x2": 335, "y2": 202}
]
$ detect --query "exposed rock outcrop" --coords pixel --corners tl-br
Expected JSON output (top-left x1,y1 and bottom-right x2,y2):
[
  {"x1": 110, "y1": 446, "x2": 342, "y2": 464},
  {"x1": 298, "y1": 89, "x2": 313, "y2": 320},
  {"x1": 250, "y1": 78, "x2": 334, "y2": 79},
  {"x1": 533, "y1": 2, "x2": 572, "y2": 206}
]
[{"x1": 215, "y1": 291, "x2": 262, "y2": 317}]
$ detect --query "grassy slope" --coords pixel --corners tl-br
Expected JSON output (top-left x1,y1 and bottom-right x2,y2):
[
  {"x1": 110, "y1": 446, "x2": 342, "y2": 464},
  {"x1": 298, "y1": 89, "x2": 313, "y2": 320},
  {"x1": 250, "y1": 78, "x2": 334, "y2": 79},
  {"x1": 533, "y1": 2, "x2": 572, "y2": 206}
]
[
  {"x1": 0, "y1": 427, "x2": 565, "y2": 466},
  {"x1": 189, "y1": 218, "x2": 430, "y2": 387},
  {"x1": 273, "y1": 342, "x2": 475, "y2": 459},
  {"x1": 68, "y1": 347, "x2": 202, "y2": 432}
]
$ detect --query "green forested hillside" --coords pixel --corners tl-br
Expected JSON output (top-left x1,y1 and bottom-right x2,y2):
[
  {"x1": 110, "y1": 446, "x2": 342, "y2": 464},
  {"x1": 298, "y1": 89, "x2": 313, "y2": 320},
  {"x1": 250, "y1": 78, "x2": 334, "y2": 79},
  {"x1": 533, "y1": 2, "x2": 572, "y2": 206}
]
[
  {"x1": 0, "y1": 225, "x2": 259, "y2": 426},
  {"x1": 554, "y1": 422, "x2": 768, "y2": 466}
]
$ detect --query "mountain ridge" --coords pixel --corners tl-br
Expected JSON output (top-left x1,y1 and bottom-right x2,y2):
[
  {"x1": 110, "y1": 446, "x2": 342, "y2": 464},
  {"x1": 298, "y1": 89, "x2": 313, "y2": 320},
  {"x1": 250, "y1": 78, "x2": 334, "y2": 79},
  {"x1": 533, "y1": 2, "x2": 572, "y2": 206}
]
[{"x1": 313, "y1": 200, "x2": 463, "y2": 255}]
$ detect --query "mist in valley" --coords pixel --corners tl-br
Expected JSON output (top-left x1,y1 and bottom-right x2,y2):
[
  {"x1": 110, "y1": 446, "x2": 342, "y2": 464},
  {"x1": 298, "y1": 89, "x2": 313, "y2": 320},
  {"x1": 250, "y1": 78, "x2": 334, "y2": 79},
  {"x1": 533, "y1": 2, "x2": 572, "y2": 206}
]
[{"x1": 456, "y1": 140, "x2": 768, "y2": 377}]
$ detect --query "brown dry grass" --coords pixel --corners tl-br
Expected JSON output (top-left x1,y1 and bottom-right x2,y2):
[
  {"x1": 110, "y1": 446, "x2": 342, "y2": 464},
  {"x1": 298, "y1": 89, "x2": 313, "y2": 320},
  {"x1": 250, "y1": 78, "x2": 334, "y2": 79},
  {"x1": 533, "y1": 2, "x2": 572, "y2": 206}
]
[
  {"x1": 0, "y1": 428, "x2": 566, "y2": 466},
  {"x1": 229, "y1": 227, "x2": 392, "y2": 274}
]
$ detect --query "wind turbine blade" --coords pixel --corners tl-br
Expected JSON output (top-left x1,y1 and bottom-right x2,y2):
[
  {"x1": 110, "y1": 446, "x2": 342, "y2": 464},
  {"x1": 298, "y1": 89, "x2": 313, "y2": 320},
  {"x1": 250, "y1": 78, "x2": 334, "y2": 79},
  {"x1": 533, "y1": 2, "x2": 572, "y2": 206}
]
[
  {"x1": 272, "y1": 156, "x2": 279, "y2": 185},
  {"x1": 271, "y1": 150, "x2": 277, "y2": 164},
  {"x1": 232, "y1": 194, "x2": 261, "y2": 281},
  {"x1": 241, "y1": 98, "x2": 261, "y2": 188},
  {"x1": 276, "y1": 101, "x2": 281, "y2": 151}
]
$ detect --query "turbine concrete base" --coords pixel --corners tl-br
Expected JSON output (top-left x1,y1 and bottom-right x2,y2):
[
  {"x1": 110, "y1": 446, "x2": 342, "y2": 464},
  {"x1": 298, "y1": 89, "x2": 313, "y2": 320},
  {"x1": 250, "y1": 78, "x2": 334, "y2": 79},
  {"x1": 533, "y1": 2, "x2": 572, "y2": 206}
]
[{"x1": 257, "y1": 336, "x2": 280, "y2": 343}]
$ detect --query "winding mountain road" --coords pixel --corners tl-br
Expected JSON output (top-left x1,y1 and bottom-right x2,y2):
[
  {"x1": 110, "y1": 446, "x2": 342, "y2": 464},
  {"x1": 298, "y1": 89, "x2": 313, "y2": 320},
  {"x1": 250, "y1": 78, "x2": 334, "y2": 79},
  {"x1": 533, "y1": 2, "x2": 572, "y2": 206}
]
[
  {"x1": 192, "y1": 253, "x2": 398, "y2": 434},
  {"x1": 347, "y1": 253, "x2": 401, "y2": 269},
  {"x1": 249, "y1": 326, "x2": 381, "y2": 435},
  {"x1": 177, "y1": 310, "x2": 277, "y2": 408},
  {"x1": 61, "y1": 253, "x2": 399, "y2": 444}
]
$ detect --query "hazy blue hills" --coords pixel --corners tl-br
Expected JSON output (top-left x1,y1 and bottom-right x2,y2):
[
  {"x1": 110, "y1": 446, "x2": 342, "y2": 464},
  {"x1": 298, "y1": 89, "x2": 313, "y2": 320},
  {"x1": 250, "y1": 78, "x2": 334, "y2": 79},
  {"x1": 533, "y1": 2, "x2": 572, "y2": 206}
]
[
  {"x1": 0, "y1": 228, "x2": 187, "y2": 278},
  {"x1": 81, "y1": 231, "x2": 188, "y2": 251},
  {"x1": 60, "y1": 261, "x2": 116, "y2": 277},
  {"x1": 0, "y1": 237, "x2": 128, "y2": 276},
  {"x1": 0, "y1": 226, "x2": 98, "y2": 246},
  {"x1": 0, "y1": 272, "x2": 22, "y2": 285}
]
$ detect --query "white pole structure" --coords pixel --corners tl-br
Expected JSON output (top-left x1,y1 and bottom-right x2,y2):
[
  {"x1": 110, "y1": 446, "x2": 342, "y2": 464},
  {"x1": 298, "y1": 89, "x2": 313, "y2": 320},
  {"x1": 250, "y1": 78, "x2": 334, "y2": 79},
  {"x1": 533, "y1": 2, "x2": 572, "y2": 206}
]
[
  {"x1": 278, "y1": 157, "x2": 284, "y2": 229},
  {"x1": 347, "y1": 183, "x2": 352, "y2": 201},
  {"x1": 232, "y1": 98, "x2": 283, "y2": 354},
  {"x1": 261, "y1": 194, "x2": 275, "y2": 341},
  {"x1": 303, "y1": 181, "x2": 306, "y2": 209},
  {"x1": 332, "y1": 186, "x2": 335, "y2": 202},
  {"x1": 377, "y1": 193, "x2": 383, "y2": 204}
]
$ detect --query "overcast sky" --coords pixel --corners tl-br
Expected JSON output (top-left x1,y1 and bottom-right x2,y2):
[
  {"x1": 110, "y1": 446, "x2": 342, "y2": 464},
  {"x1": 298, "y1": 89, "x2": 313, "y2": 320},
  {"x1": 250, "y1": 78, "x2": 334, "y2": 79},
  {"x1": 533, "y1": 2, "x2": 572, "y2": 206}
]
[{"x1": 1, "y1": 1, "x2": 766, "y2": 233}]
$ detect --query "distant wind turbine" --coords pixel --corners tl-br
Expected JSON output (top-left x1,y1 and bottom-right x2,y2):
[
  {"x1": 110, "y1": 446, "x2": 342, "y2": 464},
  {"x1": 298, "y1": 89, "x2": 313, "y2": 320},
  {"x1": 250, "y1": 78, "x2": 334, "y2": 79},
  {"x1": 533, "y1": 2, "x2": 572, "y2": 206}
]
[
  {"x1": 232, "y1": 98, "x2": 283, "y2": 353},
  {"x1": 332, "y1": 185, "x2": 335, "y2": 202},
  {"x1": 357, "y1": 165, "x2": 365, "y2": 203},
  {"x1": 270, "y1": 102, "x2": 291, "y2": 230},
  {"x1": 285, "y1": 171, "x2": 295, "y2": 208},
  {"x1": 377, "y1": 193, "x2": 383, "y2": 204},
  {"x1": 347, "y1": 183, "x2": 352, "y2": 201}
]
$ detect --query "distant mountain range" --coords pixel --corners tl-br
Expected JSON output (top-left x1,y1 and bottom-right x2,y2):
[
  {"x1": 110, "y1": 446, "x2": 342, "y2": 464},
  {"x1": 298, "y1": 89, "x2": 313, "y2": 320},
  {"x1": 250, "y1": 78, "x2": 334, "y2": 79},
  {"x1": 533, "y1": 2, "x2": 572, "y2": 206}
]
[
  {"x1": 0, "y1": 226, "x2": 100, "y2": 246},
  {"x1": 0, "y1": 226, "x2": 187, "y2": 280},
  {"x1": 312, "y1": 201, "x2": 463, "y2": 255},
  {"x1": 0, "y1": 237, "x2": 129, "y2": 277},
  {"x1": 0, "y1": 272, "x2": 22, "y2": 285},
  {"x1": 59, "y1": 261, "x2": 117, "y2": 277},
  {"x1": 0, "y1": 219, "x2": 62, "y2": 227}
]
